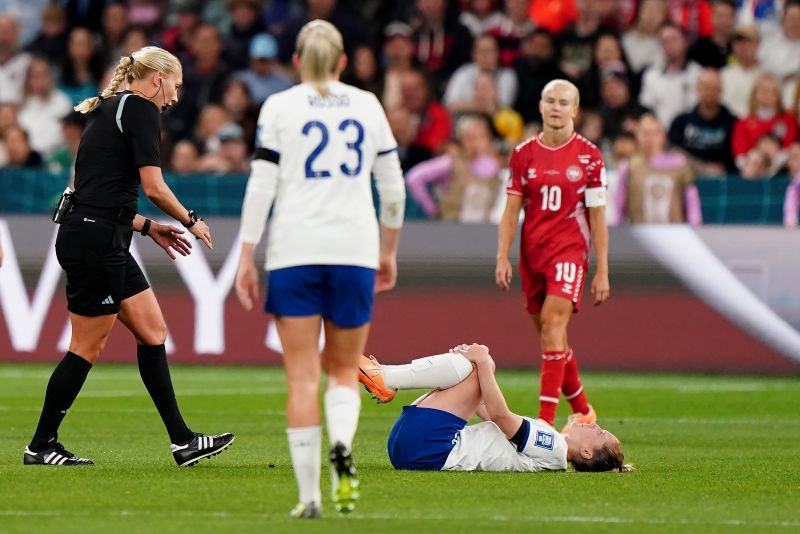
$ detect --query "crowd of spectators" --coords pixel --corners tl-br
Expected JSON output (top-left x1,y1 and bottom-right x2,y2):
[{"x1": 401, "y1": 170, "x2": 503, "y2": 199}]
[{"x1": 0, "y1": 0, "x2": 799, "y2": 224}]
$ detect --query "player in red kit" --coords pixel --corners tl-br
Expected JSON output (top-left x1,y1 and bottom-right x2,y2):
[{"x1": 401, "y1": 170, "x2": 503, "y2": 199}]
[{"x1": 495, "y1": 79, "x2": 610, "y2": 431}]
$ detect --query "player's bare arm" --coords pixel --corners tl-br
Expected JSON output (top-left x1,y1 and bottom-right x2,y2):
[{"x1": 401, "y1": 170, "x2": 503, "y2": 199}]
[
  {"x1": 235, "y1": 242, "x2": 260, "y2": 311},
  {"x1": 456, "y1": 344, "x2": 523, "y2": 437},
  {"x1": 588, "y1": 205, "x2": 610, "y2": 305},
  {"x1": 377, "y1": 226, "x2": 401, "y2": 293},
  {"x1": 495, "y1": 194, "x2": 523, "y2": 290}
]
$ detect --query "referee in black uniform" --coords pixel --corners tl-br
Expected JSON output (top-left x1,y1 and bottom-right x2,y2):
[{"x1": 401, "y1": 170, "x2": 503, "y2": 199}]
[{"x1": 24, "y1": 46, "x2": 234, "y2": 467}]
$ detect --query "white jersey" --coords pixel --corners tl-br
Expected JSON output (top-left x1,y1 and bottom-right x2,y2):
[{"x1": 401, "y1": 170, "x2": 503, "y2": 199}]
[
  {"x1": 254, "y1": 81, "x2": 400, "y2": 271},
  {"x1": 442, "y1": 417, "x2": 568, "y2": 472}
]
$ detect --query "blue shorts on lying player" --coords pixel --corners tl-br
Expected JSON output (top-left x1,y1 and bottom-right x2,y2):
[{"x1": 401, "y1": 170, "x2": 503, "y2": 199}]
[
  {"x1": 265, "y1": 265, "x2": 375, "y2": 327},
  {"x1": 387, "y1": 405, "x2": 568, "y2": 472}
]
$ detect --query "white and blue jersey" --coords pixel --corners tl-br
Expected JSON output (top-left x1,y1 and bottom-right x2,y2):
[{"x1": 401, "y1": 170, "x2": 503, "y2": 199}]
[
  {"x1": 388, "y1": 406, "x2": 568, "y2": 472},
  {"x1": 252, "y1": 80, "x2": 402, "y2": 271}
]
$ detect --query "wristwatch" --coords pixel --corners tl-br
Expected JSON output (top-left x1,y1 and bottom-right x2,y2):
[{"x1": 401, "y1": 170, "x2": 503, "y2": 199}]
[{"x1": 184, "y1": 209, "x2": 199, "y2": 228}]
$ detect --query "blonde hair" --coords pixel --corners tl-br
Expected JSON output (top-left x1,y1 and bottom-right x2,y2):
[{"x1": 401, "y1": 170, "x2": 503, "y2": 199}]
[
  {"x1": 295, "y1": 19, "x2": 343, "y2": 95},
  {"x1": 74, "y1": 46, "x2": 181, "y2": 114},
  {"x1": 541, "y1": 79, "x2": 581, "y2": 107},
  {"x1": 748, "y1": 73, "x2": 783, "y2": 116}
]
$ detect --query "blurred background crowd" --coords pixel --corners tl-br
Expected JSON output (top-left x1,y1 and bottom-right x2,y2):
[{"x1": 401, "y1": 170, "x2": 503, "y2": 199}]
[{"x1": 1, "y1": 0, "x2": 799, "y2": 225}]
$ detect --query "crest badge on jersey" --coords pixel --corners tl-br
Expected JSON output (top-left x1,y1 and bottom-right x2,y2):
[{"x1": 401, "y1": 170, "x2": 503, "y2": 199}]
[
  {"x1": 534, "y1": 430, "x2": 554, "y2": 450},
  {"x1": 566, "y1": 165, "x2": 583, "y2": 182}
]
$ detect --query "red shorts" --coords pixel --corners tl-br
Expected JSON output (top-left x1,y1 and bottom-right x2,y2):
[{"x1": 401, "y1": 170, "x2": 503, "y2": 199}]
[{"x1": 520, "y1": 256, "x2": 588, "y2": 315}]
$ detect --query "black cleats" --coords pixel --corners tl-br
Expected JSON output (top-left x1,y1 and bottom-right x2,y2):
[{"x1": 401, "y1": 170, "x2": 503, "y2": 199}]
[
  {"x1": 171, "y1": 432, "x2": 235, "y2": 467},
  {"x1": 23, "y1": 442, "x2": 93, "y2": 466}
]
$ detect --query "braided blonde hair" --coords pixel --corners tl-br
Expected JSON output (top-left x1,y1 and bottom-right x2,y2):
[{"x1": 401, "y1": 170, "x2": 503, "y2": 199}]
[
  {"x1": 295, "y1": 20, "x2": 343, "y2": 96},
  {"x1": 74, "y1": 46, "x2": 182, "y2": 114}
]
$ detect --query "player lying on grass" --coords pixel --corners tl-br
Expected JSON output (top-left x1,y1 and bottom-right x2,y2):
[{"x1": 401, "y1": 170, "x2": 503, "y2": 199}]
[{"x1": 359, "y1": 344, "x2": 632, "y2": 472}]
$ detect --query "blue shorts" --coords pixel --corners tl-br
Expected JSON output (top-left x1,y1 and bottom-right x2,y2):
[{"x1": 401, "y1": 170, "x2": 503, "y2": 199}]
[
  {"x1": 387, "y1": 406, "x2": 467, "y2": 471},
  {"x1": 264, "y1": 265, "x2": 376, "y2": 328}
]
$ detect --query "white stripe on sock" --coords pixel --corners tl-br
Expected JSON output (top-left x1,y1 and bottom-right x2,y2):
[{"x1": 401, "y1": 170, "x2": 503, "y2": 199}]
[
  {"x1": 565, "y1": 386, "x2": 583, "y2": 400},
  {"x1": 539, "y1": 395, "x2": 560, "y2": 404}
]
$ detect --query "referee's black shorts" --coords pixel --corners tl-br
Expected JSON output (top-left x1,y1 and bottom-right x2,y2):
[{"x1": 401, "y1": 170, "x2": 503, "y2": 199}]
[{"x1": 55, "y1": 210, "x2": 150, "y2": 317}]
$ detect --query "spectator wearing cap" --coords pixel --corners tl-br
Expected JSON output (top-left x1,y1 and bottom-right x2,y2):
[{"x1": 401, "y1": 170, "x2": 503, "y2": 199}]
[
  {"x1": 381, "y1": 21, "x2": 418, "y2": 112},
  {"x1": 512, "y1": 29, "x2": 567, "y2": 125},
  {"x1": 668, "y1": 68, "x2": 737, "y2": 176},
  {"x1": 731, "y1": 73, "x2": 796, "y2": 170},
  {"x1": 597, "y1": 65, "x2": 649, "y2": 141},
  {"x1": 757, "y1": 2, "x2": 800, "y2": 87},
  {"x1": 622, "y1": 0, "x2": 667, "y2": 74},
  {"x1": 485, "y1": 0, "x2": 536, "y2": 68},
  {"x1": 25, "y1": 4, "x2": 69, "y2": 67},
  {"x1": 235, "y1": 33, "x2": 293, "y2": 105},
  {"x1": 687, "y1": 0, "x2": 736, "y2": 69},
  {"x1": 224, "y1": 0, "x2": 266, "y2": 72},
  {"x1": 721, "y1": 25, "x2": 763, "y2": 118},
  {"x1": 577, "y1": 32, "x2": 634, "y2": 110},
  {"x1": 18, "y1": 56, "x2": 73, "y2": 157},
  {"x1": 639, "y1": 23, "x2": 702, "y2": 129},
  {"x1": 47, "y1": 111, "x2": 86, "y2": 176},
  {"x1": 443, "y1": 34, "x2": 517, "y2": 114},
  {"x1": 0, "y1": 15, "x2": 32, "y2": 105},
  {"x1": 277, "y1": 0, "x2": 367, "y2": 65}
]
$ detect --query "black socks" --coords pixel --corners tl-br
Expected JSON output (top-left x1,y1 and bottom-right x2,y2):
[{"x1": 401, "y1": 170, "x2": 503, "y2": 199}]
[
  {"x1": 137, "y1": 344, "x2": 193, "y2": 444},
  {"x1": 29, "y1": 352, "x2": 92, "y2": 452}
]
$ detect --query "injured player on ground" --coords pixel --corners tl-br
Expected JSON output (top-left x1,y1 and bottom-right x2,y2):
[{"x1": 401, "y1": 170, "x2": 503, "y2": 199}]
[{"x1": 359, "y1": 344, "x2": 633, "y2": 473}]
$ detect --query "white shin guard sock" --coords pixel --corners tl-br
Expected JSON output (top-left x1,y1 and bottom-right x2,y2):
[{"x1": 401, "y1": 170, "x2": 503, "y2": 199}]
[
  {"x1": 324, "y1": 386, "x2": 361, "y2": 452},
  {"x1": 286, "y1": 426, "x2": 322, "y2": 506},
  {"x1": 382, "y1": 353, "x2": 473, "y2": 390}
]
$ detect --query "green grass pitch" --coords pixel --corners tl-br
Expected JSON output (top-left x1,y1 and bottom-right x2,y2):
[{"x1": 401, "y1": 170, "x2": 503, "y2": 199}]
[{"x1": 1, "y1": 364, "x2": 799, "y2": 533}]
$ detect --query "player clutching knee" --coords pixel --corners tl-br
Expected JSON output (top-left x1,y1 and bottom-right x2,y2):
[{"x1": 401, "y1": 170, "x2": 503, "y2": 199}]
[{"x1": 360, "y1": 344, "x2": 632, "y2": 473}]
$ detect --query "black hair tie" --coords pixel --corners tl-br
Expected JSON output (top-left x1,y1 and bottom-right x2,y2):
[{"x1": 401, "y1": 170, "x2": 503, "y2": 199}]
[{"x1": 129, "y1": 55, "x2": 135, "y2": 64}]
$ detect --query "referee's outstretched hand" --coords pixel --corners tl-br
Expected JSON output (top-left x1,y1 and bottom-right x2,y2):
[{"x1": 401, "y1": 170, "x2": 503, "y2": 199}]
[
  {"x1": 149, "y1": 223, "x2": 192, "y2": 260},
  {"x1": 188, "y1": 219, "x2": 213, "y2": 249}
]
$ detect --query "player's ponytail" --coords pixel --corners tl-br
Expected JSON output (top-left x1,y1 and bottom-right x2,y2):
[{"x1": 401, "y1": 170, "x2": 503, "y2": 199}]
[
  {"x1": 74, "y1": 46, "x2": 181, "y2": 114},
  {"x1": 295, "y1": 19, "x2": 344, "y2": 96}
]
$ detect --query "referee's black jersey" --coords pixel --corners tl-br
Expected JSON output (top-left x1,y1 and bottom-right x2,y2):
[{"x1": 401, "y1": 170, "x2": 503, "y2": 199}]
[{"x1": 73, "y1": 91, "x2": 162, "y2": 212}]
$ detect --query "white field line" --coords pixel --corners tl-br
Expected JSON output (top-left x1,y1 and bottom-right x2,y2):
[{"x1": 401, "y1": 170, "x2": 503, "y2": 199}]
[{"x1": 0, "y1": 509, "x2": 798, "y2": 528}]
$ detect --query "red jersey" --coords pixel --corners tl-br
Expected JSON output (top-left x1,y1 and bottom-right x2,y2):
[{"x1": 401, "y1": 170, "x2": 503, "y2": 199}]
[{"x1": 507, "y1": 133, "x2": 606, "y2": 267}]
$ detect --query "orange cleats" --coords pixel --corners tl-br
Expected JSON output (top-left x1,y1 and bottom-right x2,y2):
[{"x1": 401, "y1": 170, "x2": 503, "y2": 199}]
[
  {"x1": 358, "y1": 355, "x2": 396, "y2": 403},
  {"x1": 561, "y1": 405, "x2": 596, "y2": 434}
]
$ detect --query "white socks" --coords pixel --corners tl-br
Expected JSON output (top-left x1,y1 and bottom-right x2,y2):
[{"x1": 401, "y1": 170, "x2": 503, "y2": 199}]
[
  {"x1": 324, "y1": 386, "x2": 361, "y2": 451},
  {"x1": 382, "y1": 353, "x2": 473, "y2": 391},
  {"x1": 286, "y1": 426, "x2": 322, "y2": 506}
]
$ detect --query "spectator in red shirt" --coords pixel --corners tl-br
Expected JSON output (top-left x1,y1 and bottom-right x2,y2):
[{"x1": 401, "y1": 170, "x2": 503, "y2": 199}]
[
  {"x1": 486, "y1": 0, "x2": 537, "y2": 68},
  {"x1": 401, "y1": 68, "x2": 453, "y2": 155},
  {"x1": 731, "y1": 73, "x2": 797, "y2": 169}
]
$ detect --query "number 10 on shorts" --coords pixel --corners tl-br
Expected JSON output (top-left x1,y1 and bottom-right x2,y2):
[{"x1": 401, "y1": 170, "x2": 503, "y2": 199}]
[{"x1": 554, "y1": 262, "x2": 577, "y2": 283}]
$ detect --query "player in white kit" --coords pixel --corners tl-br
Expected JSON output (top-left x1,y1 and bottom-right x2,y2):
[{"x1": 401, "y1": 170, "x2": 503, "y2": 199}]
[
  {"x1": 359, "y1": 344, "x2": 630, "y2": 473},
  {"x1": 235, "y1": 20, "x2": 406, "y2": 518}
]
